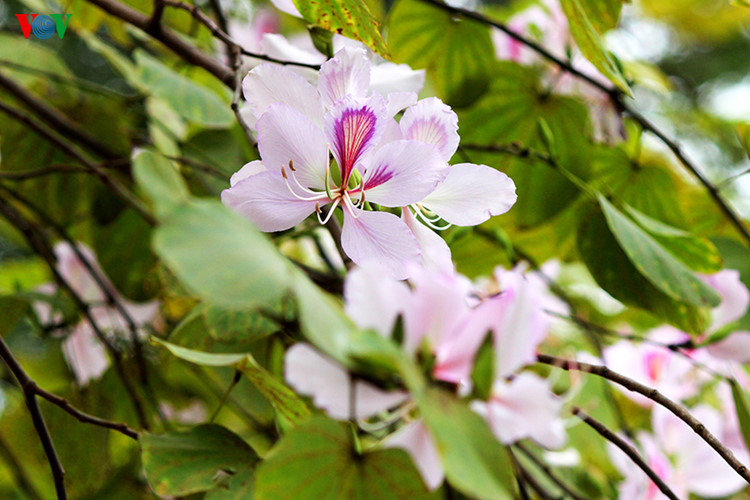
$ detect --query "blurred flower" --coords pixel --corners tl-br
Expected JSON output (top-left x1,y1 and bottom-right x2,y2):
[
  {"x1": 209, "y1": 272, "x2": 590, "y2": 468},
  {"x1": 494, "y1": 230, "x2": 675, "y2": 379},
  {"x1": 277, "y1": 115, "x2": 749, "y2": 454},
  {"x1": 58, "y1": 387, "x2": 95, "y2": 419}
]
[
  {"x1": 285, "y1": 263, "x2": 564, "y2": 489},
  {"x1": 698, "y1": 269, "x2": 750, "y2": 363}
]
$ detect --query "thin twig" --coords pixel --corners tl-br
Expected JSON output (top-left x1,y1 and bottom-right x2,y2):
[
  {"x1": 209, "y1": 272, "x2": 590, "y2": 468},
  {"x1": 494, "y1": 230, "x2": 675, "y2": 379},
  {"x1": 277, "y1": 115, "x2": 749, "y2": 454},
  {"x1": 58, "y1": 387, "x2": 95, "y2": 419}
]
[
  {"x1": 538, "y1": 353, "x2": 750, "y2": 484},
  {"x1": 571, "y1": 406, "x2": 679, "y2": 500},
  {"x1": 515, "y1": 442, "x2": 587, "y2": 500}
]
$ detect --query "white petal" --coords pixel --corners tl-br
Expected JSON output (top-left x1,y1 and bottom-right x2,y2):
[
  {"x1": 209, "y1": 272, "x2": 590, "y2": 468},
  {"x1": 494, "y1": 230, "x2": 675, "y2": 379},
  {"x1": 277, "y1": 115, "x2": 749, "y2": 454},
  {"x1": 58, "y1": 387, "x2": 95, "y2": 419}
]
[
  {"x1": 344, "y1": 264, "x2": 412, "y2": 338},
  {"x1": 386, "y1": 91, "x2": 418, "y2": 118},
  {"x1": 473, "y1": 373, "x2": 566, "y2": 449},
  {"x1": 341, "y1": 208, "x2": 420, "y2": 280},
  {"x1": 257, "y1": 103, "x2": 328, "y2": 190},
  {"x1": 63, "y1": 322, "x2": 110, "y2": 385},
  {"x1": 318, "y1": 46, "x2": 371, "y2": 107},
  {"x1": 384, "y1": 420, "x2": 444, "y2": 490},
  {"x1": 399, "y1": 97, "x2": 459, "y2": 161},
  {"x1": 230, "y1": 160, "x2": 266, "y2": 187},
  {"x1": 243, "y1": 64, "x2": 324, "y2": 125},
  {"x1": 268, "y1": 0, "x2": 301, "y2": 18},
  {"x1": 401, "y1": 208, "x2": 453, "y2": 274},
  {"x1": 221, "y1": 171, "x2": 320, "y2": 232},
  {"x1": 259, "y1": 33, "x2": 326, "y2": 66},
  {"x1": 54, "y1": 242, "x2": 111, "y2": 304},
  {"x1": 370, "y1": 63, "x2": 425, "y2": 96},
  {"x1": 701, "y1": 269, "x2": 750, "y2": 331},
  {"x1": 284, "y1": 343, "x2": 407, "y2": 420},
  {"x1": 707, "y1": 331, "x2": 750, "y2": 363},
  {"x1": 362, "y1": 140, "x2": 448, "y2": 207},
  {"x1": 421, "y1": 163, "x2": 517, "y2": 226}
]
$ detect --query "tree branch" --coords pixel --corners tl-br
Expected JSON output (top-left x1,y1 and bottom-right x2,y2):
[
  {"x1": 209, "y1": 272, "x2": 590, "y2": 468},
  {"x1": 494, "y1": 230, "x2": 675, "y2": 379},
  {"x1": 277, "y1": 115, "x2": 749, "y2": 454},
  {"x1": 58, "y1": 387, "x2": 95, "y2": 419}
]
[
  {"x1": 419, "y1": 0, "x2": 750, "y2": 247},
  {"x1": 538, "y1": 353, "x2": 750, "y2": 484},
  {"x1": 515, "y1": 442, "x2": 587, "y2": 500},
  {"x1": 571, "y1": 406, "x2": 679, "y2": 500}
]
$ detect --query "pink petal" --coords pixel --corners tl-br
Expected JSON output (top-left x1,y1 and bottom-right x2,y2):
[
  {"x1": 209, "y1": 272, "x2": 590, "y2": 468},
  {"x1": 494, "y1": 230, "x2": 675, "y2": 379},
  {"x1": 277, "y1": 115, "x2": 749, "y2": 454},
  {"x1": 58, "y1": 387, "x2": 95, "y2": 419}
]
[
  {"x1": 62, "y1": 322, "x2": 110, "y2": 385},
  {"x1": 344, "y1": 264, "x2": 412, "y2": 338},
  {"x1": 268, "y1": 0, "x2": 301, "y2": 17},
  {"x1": 384, "y1": 420, "x2": 444, "y2": 490},
  {"x1": 221, "y1": 171, "x2": 320, "y2": 232},
  {"x1": 325, "y1": 95, "x2": 386, "y2": 186},
  {"x1": 370, "y1": 63, "x2": 425, "y2": 97},
  {"x1": 401, "y1": 208, "x2": 453, "y2": 274},
  {"x1": 421, "y1": 163, "x2": 517, "y2": 226},
  {"x1": 471, "y1": 373, "x2": 566, "y2": 449},
  {"x1": 54, "y1": 242, "x2": 113, "y2": 304},
  {"x1": 341, "y1": 208, "x2": 420, "y2": 280},
  {"x1": 284, "y1": 343, "x2": 408, "y2": 420},
  {"x1": 386, "y1": 91, "x2": 419, "y2": 118},
  {"x1": 707, "y1": 331, "x2": 750, "y2": 363},
  {"x1": 362, "y1": 140, "x2": 447, "y2": 207},
  {"x1": 230, "y1": 160, "x2": 266, "y2": 187},
  {"x1": 259, "y1": 33, "x2": 325, "y2": 67},
  {"x1": 399, "y1": 97, "x2": 459, "y2": 161},
  {"x1": 242, "y1": 64, "x2": 323, "y2": 125},
  {"x1": 257, "y1": 103, "x2": 329, "y2": 190},
  {"x1": 701, "y1": 269, "x2": 750, "y2": 331},
  {"x1": 318, "y1": 46, "x2": 371, "y2": 107}
]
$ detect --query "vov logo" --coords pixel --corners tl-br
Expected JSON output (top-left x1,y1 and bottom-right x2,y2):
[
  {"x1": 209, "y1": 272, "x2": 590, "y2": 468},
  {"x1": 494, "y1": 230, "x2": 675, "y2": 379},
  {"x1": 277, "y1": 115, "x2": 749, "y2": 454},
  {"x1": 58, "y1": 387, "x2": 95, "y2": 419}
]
[{"x1": 15, "y1": 14, "x2": 72, "y2": 40}]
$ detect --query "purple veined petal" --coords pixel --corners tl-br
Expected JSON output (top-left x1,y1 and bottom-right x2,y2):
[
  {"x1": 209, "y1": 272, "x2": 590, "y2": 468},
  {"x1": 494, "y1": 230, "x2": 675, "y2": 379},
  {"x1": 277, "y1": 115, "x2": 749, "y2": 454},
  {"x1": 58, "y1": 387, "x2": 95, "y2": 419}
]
[
  {"x1": 318, "y1": 46, "x2": 371, "y2": 108},
  {"x1": 268, "y1": 0, "x2": 301, "y2": 18},
  {"x1": 701, "y1": 269, "x2": 750, "y2": 332},
  {"x1": 386, "y1": 91, "x2": 419, "y2": 118},
  {"x1": 257, "y1": 103, "x2": 329, "y2": 190},
  {"x1": 471, "y1": 373, "x2": 566, "y2": 449},
  {"x1": 370, "y1": 64, "x2": 425, "y2": 97},
  {"x1": 421, "y1": 163, "x2": 517, "y2": 226},
  {"x1": 284, "y1": 343, "x2": 408, "y2": 420},
  {"x1": 340, "y1": 207, "x2": 420, "y2": 280},
  {"x1": 325, "y1": 95, "x2": 386, "y2": 187},
  {"x1": 401, "y1": 208, "x2": 453, "y2": 275},
  {"x1": 344, "y1": 264, "x2": 412, "y2": 338},
  {"x1": 399, "y1": 97, "x2": 459, "y2": 162},
  {"x1": 62, "y1": 321, "x2": 110, "y2": 386},
  {"x1": 361, "y1": 140, "x2": 448, "y2": 207},
  {"x1": 242, "y1": 64, "x2": 324, "y2": 125},
  {"x1": 383, "y1": 420, "x2": 444, "y2": 491},
  {"x1": 230, "y1": 160, "x2": 266, "y2": 187},
  {"x1": 221, "y1": 170, "x2": 323, "y2": 232}
]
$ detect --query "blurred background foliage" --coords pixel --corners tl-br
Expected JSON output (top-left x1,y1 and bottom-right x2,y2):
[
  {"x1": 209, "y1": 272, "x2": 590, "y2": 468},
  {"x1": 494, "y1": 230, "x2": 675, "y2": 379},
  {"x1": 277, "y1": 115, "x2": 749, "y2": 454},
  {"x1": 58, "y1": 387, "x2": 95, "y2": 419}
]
[{"x1": 0, "y1": 0, "x2": 749, "y2": 497}]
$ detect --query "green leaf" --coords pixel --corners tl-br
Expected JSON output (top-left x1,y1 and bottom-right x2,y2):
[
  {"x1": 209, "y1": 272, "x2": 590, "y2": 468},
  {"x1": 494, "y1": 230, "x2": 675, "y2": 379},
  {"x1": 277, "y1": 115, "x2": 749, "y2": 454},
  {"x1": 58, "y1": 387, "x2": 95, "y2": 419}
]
[
  {"x1": 730, "y1": 380, "x2": 750, "y2": 459},
  {"x1": 416, "y1": 388, "x2": 515, "y2": 499},
  {"x1": 132, "y1": 150, "x2": 189, "y2": 219},
  {"x1": 0, "y1": 296, "x2": 29, "y2": 337},
  {"x1": 577, "y1": 0, "x2": 623, "y2": 33},
  {"x1": 578, "y1": 204, "x2": 711, "y2": 334},
  {"x1": 153, "y1": 338, "x2": 311, "y2": 426},
  {"x1": 559, "y1": 0, "x2": 630, "y2": 94},
  {"x1": 388, "y1": 0, "x2": 495, "y2": 107},
  {"x1": 255, "y1": 417, "x2": 434, "y2": 499},
  {"x1": 152, "y1": 200, "x2": 293, "y2": 309},
  {"x1": 134, "y1": 50, "x2": 234, "y2": 128},
  {"x1": 598, "y1": 195, "x2": 720, "y2": 307},
  {"x1": 623, "y1": 206, "x2": 723, "y2": 273},
  {"x1": 141, "y1": 424, "x2": 258, "y2": 497},
  {"x1": 292, "y1": 0, "x2": 389, "y2": 58}
]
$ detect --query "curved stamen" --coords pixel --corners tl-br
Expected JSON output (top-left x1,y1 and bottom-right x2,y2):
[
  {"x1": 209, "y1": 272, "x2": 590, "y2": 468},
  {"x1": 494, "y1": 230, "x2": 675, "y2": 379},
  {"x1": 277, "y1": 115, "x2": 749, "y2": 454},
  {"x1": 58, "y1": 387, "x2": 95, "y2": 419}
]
[
  {"x1": 416, "y1": 204, "x2": 442, "y2": 223},
  {"x1": 324, "y1": 145, "x2": 336, "y2": 201},
  {"x1": 281, "y1": 168, "x2": 330, "y2": 202},
  {"x1": 317, "y1": 198, "x2": 340, "y2": 225},
  {"x1": 286, "y1": 164, "x2": 322, "y2": 196},
  {"x1": 415, "y1": 208, "x2": 452, "y2": 231},
  {"x1": 342, "y1": 193, "x2": 362, "y2": 219}
]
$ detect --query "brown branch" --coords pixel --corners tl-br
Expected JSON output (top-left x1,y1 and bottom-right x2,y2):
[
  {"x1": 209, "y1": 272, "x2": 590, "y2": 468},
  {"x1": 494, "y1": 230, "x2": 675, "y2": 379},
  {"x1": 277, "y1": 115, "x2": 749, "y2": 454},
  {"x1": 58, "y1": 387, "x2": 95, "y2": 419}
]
[
  {"x1": 0, "y1": 161, "x2": 129, "y2": 181},
  {"x1": 0, "y1": 336, "x2": 67, "y2": 500},
  {"x1": 0, "y1": 72, "x2": 120, "y2": 160},
  {"x1": 0, "y1": 101, "x2": 155, "y2": 225},
  {"x1": 419, "y1": 0, "x2": 750, "y2": 247},
  {"x1": 538, "y1": 353, "x2": 750, "y2": 484},
  {"x1": 571, "y1": 406, "x2": 679, "y2": 500}
]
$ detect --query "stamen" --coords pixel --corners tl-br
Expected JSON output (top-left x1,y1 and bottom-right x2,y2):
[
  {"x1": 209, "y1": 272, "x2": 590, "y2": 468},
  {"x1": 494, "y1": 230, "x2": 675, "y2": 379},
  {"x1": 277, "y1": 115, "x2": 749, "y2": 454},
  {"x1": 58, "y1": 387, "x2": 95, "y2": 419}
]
[
  {"x1": 288, "y1": 159, "x2": 296, "y2": 172},
  {"x1": 415, "y1": 208, "x2": 452, "y2": 231},
  {"x1": 343, "y1": 194, "x2": 362, "y2": 219},
  {"x1": 282, "y1": 175, "x2": 329, "y2": 202},
  {"x1": 317, "y1": 198, "x2": 340, "y2": 224},
  {"x1": 324, "y1": 145, "x2": 335, "y2": 201}
]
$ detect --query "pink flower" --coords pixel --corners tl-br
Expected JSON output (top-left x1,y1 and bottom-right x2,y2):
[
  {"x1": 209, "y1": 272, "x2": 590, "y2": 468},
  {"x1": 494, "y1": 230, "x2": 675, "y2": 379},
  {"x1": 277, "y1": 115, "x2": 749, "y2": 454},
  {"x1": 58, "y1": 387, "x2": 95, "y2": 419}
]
[
  {"x1": 35, "y1": 242, "x2": 158, "y2": 385},
  {"x1": 224, "y1": 47, "x2": 516, "y2": 278},
  {"x1": 699, "y1": 269, "x2": 750, "y2": 363}
]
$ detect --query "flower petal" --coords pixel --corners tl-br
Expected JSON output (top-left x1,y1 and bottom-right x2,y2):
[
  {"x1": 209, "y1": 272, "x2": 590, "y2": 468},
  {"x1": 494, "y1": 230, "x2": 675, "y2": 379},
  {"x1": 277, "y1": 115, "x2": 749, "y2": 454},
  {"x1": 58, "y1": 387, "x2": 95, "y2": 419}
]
[
  {"x1": 399, "y1": 97, "x2": 459, "y2": 161},
  {"x1": 341, "y1": 208, "x2": 420, "y2": 280},
  {"x1": 362, "y1": 140, "x2": 448, "y2": 207},
  {"x1": 344, "y1": 264, "x2": 412, "y2": 338},
  {"x1": 384, "y1": 420, "x2": 444, "y2": 491},
  {"x1": 259, "y1": 33, "x2": 325, "y2": 66},
  {"x1": 257, "y1": 103, "x2": 328, "y2": 190},
  {"x1": 707, "y1": 331, "x2": 750, "y2": 363},
  {"x1": 472, "y1": 373, "x2": 566, "y2": 449},
  {"x1": 402, "y1": 208, "x2": 453, "y2": 274},
  {"x1": 701, "y1": 269, "x2": 750, "y2": 331},
  {"x1": 268, "y1": 0, "x2": 301, "y2": 17},
  {"x1": 243, "y1": 64, "x2": 323, "y2": 125},
  {"x1": 221, "y1": 171, "x2": 320, "y2": 232},
  {"x1": 386, "y1": 91, "x2": 419, "y2": 118},
  {"x1": 285, "y1": 343, "x2": 408, "y2": 420},
  {"x1": 230, "y1": 160, "x2": 266, "y2": 187},
  {"x1": 370, "y1": 63, "x2": 425, "y2": 97},
  {"x1": 54, "y1": 242, "x2": 113, "y2": 304},
  {"x1": 63, "y1": 322, "x2": 110, "y2": 386},
  {"x1": 325, "y1": 95, "x2": 386, "y2": 185},
  {"x1": 421, "y1": 163, "x2": 517, "y2": 226},
  {"x1": 318, "y1": 46, "x2": 371, "y2": 107}
]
